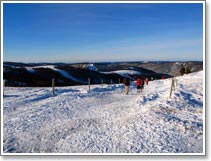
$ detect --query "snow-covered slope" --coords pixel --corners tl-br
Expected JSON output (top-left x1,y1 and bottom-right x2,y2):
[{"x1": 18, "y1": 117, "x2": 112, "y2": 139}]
[
  {"x1": 83, "y1": 64, "x2": 98, "y2": 71},
  {"x1": 2, "y1": 71, "x2": 204, "y2": 154},
  {"x1": 25, "y1": 65, "x2": 87, "y2": 84},
  {"x1": 102, "y1": 70, "x2": 141, "y2": 75}
]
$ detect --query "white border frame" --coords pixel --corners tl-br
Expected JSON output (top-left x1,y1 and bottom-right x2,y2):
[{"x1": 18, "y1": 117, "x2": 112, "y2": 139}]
[{"x1": 1, "y1": 0, "x2": 206, "y2": 156}]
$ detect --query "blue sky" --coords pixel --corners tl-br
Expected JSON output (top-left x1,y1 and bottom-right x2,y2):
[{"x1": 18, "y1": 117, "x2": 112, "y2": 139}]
[{"x1": 3, "y1": 2, "x2": 203, "y2": 63}]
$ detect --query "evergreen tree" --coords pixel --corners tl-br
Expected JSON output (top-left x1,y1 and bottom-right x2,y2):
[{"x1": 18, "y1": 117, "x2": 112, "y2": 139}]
[
  {"x1": 180, "y1": 65, "x2": 186, "y2": 76},
  {"x1": 185, "y1": 66, "x2": 191, "y2": 74}
]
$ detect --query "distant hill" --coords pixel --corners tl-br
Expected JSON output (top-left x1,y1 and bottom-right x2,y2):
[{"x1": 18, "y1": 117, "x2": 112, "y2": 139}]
[
  {"x1": 134, "y1": 61, "x2": 203, "y2": 76},
  {"x1": 3, "y1": 61, "x2": 203, "y2": 87},
  {"x1": 70, "y1": 61, "x2": 203, "y2": 76}
]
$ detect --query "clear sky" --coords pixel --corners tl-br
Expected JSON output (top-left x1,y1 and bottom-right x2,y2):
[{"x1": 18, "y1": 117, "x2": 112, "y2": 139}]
[{"x1": 3, "y1": 2, "x2": 203, "y2": 63}]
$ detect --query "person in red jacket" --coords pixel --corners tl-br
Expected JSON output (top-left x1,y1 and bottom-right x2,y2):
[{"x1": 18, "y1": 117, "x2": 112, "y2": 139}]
[
  {"x1": 145, "y1": 78, "x2": 149, "y2": 85},
  {"x1": 136, "y1": 78, "x2": 142, "y2": 93}
]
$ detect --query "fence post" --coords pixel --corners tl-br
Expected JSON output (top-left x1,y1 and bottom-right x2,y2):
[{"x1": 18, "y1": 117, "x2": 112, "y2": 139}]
[
  {"x1": 175, "y1": 78, "x2": 178, "y2": 88},
  {"x1": 119, "y1": 78, "x2": 121, "y2": 84},
  {"x1": 111, "y1": 79, "x2": 113, "y2": 86},
  {"x1": 169, "y1": 78, "x2": 175, "y2": 98},
  {"x1": 88, "y1": 78, "x2": 91, "y2": 92},
  {"x1": 173, "y1": 78, "x2": 176, "y2": 91},
  {"x1": 52, "y1": 78, "x2": 55, "y2": 96}
]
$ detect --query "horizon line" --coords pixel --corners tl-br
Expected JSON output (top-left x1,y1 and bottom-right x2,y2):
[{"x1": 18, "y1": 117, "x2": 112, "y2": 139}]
[{"x1": 3, "y1": 60, "x2": 203, "y2": 64}]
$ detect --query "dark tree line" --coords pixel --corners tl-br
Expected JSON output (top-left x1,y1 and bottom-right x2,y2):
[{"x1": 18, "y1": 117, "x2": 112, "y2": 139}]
[{"x1": 180, "y1": 65, "x2": 191, "y2": 76}]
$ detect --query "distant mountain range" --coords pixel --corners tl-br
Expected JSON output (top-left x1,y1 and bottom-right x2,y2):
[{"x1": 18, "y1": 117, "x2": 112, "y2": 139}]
[{"x1": 3, "y1": 61, "x2": 203, "y2": 87}]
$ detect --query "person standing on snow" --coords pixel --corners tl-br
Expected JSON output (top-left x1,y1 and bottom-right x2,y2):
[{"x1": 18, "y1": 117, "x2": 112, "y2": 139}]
[
  {"x1": 136, "y1": 78, "x2": 142, "y2": 93},
  {"x1": 145, "y1": 78, "x2": 149, "y2": 85},
  {"x1": 141, "y1": 78, "x2": 145, "y2": 91},
  {"x1": 123, "y1": 78, "x2": 130, "y2": 94}
]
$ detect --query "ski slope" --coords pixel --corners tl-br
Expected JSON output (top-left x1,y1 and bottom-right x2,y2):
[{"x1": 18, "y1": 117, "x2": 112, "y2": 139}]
[
  {"x1": 25, "y1": 65, "x2": 87, "y2": 84},
  {"x1": 2, "y1": 71, "x2": 204, "y2": 154}
]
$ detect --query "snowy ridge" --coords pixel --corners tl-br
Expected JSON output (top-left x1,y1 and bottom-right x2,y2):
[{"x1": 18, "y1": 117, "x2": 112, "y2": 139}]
[
  {"x1": 3, "y1": 71, "x2": 204, "y2": 153},
  {"x1": 101, "y1": 70, "x2": 141, "y2": 80},
  {"x1": 83, "y1": 64, "x2": 98, "y2": 71}
]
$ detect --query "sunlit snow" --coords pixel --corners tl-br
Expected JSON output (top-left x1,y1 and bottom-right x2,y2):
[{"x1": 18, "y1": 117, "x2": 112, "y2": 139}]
[
  {"x1": 3, "y1": 71, "x2": 204, "y2": 153},
  {"x1": 101, "y1": 70, "x2": 141, "y2": 79}
]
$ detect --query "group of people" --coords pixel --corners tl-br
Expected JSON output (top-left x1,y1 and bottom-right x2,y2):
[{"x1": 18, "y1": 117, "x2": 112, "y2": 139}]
[{"x1": 123, "y1": 77, "x2": 149, "y2": 94}]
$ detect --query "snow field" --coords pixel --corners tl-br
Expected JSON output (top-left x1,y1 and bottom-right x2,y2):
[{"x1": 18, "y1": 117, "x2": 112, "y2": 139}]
[{"x1": 3, "y1": 71, "x2": 204, "y2": 153}]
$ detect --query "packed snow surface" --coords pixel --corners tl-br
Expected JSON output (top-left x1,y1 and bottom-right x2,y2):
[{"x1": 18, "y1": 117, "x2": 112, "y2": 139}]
[{"x1": 3, "y1": 71, "x2": 204, "y2": 154}]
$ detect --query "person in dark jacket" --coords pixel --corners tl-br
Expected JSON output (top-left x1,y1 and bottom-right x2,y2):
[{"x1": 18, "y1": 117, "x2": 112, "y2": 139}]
[
  {"x1": 123, "y1": 78, "x2": 130, "y2": 94},
  {"x1": 141, "y1": 78, "x2": 145, "y2": 91}
]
